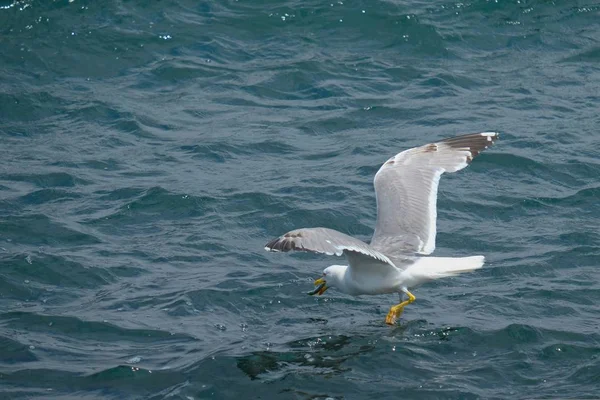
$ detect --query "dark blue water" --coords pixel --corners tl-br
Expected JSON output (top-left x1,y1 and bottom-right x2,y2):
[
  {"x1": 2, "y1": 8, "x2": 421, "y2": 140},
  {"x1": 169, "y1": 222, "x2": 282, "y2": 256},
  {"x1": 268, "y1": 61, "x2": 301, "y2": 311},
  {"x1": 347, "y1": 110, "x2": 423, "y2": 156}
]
[{"x1": 1, "y1": 1, "x2": 599, "y2": 399}]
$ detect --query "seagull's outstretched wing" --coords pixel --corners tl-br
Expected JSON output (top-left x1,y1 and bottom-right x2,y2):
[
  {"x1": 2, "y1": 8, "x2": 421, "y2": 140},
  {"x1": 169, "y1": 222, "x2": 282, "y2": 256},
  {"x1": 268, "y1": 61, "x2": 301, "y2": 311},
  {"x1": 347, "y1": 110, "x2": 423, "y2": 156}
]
[
  {"x1": 371, "y1": 132, "x2": 499, "y2": 256},
  {"x1": 265, "y1": 227, "x2": 396, "y2": 268}
]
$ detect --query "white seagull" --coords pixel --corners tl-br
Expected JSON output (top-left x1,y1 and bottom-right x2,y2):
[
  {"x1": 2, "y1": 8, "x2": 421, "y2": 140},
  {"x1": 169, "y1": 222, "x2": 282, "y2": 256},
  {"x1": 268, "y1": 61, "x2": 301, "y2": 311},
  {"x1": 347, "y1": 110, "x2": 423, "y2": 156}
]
[{"x1": 265, "y1": 132, "x2": 498, "y2": 325}]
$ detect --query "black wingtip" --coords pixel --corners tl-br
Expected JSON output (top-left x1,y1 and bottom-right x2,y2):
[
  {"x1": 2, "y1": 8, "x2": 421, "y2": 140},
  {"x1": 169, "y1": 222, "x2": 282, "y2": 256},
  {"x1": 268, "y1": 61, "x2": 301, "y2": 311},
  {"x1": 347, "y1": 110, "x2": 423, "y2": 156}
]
[
  {"x1": 443, "y1": 132, "x2": 499, "y2": 161},
  {"x1": 264, "y1": 236, "x2": 295, "y2": 252}
]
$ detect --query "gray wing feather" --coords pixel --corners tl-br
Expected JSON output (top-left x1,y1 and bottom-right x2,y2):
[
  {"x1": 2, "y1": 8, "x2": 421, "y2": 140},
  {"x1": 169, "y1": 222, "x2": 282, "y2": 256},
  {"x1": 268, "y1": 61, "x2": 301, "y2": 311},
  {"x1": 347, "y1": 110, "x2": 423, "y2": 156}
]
[
  {"x1": 265, "y1": 227, "x2": 396, "y2": 267},
  {"x1": 371, "y1": 132, "x2": 498, "y2": 255}
]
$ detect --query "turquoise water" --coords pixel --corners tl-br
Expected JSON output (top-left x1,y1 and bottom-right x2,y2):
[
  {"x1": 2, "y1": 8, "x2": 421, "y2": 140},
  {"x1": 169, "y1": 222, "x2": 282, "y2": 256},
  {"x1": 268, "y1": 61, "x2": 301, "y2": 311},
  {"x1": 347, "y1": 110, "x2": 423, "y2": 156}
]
[{"x1": 1, "y1": 1, "x2": 599, "y2": 398}]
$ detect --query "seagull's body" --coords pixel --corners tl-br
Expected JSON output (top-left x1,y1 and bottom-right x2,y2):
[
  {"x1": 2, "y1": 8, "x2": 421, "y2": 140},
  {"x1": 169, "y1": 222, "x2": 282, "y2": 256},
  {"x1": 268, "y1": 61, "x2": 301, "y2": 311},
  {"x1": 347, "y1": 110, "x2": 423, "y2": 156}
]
[{"x1": 265, "y1": 132, "x2": 499, "y2": 324}]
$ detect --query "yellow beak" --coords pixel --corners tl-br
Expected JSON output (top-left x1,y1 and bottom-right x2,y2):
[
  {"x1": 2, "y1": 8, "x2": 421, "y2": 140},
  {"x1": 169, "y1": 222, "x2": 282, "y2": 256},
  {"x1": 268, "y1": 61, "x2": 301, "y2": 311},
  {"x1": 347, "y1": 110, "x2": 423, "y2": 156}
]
[{"x1": 308, "y1": 277, "x2": 328, "y2": 296}]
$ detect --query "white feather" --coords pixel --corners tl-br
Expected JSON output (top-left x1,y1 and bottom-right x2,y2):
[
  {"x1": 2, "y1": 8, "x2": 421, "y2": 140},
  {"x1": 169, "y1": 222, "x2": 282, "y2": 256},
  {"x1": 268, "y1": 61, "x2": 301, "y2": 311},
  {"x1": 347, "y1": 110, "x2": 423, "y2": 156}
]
[{"x1": 400, "y1": 256, "x2": 485, "y2": 287}]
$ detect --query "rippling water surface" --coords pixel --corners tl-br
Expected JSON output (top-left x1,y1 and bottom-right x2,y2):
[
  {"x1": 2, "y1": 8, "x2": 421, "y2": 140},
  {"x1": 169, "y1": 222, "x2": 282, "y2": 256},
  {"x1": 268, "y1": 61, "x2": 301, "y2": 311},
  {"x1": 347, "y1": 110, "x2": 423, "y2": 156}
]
[{"x1": 1, "y1": 1, "x2": 599, "y2": 399}]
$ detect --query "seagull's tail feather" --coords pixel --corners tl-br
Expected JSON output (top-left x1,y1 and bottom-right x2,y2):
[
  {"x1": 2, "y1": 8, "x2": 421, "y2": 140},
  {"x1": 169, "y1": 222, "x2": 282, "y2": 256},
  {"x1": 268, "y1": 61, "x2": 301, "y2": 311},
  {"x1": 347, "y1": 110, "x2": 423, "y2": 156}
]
[{"x1": 404, "y1": 255, "x2": 484, "y2": 282}]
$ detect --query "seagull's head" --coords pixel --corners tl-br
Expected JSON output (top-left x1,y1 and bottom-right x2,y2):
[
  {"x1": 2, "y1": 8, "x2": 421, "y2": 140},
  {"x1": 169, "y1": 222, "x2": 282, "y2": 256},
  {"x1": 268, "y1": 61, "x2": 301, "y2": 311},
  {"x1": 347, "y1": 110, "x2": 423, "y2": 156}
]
[{"x1": 308, "y1": 265, "x2": 347, "y2": 296}]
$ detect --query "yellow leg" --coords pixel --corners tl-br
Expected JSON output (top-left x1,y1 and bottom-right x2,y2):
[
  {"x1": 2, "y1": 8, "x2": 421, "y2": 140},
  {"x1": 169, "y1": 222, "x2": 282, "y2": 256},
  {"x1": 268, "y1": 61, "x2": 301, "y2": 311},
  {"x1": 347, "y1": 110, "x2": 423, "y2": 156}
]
[{"x1": 385, "y1": 289, "x2": 416, "y2": 325}]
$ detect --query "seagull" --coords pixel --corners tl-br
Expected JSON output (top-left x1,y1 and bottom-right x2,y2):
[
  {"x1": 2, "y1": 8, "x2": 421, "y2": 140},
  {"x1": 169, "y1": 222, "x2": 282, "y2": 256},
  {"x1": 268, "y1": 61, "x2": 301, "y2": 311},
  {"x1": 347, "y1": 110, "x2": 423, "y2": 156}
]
[{"x1": 264, "y1": 132, "x2": 498, "y2": 325}]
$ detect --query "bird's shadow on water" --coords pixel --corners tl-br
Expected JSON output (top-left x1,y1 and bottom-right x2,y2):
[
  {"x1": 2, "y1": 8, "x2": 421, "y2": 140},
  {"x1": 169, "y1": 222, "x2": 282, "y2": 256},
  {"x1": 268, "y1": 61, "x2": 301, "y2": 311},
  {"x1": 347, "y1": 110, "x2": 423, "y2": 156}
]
[{"x1": 234, "y1": 318, "x2": 437, "y2": 381}]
